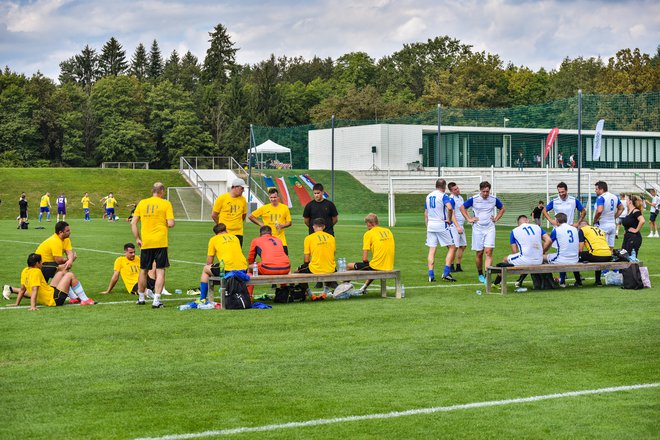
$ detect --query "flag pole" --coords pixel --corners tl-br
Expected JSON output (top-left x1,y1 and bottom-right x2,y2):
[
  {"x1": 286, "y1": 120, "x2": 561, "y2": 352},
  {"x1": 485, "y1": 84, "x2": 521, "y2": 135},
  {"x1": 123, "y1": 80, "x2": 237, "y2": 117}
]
[
  {"x1": 331, "y1": 114, "x2": 335, "y2": 202},
  {"x1": 437, "y1": 101, "x2": 441, "y2": 176},
  {"x1": 248, "y1": 124, "x2": 255, "y2": 214},
  {"x1": 577, "y1": 89, "x2": 582, "y2": 202}
]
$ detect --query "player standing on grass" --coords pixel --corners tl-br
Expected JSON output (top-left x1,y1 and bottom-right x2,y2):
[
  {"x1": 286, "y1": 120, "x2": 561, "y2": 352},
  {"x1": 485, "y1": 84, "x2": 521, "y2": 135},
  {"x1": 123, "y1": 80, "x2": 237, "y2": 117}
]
[
  {"x1": 448, "y1": 182, "x2": 467, "y2": 272},
  {"x1": 17, "y1": 193, "x2": 28, "y2": 229},
  {"x1": 248, "y1": 188, "x2": 292, "y2": 254},
  {"x1": 56, "y1": 192, "x2": 67, "y2": 222},
  {"x1": 592, "y1": 181, "x2": 623, "y2": 250},
  {"x1": 81, "y1": 192, "x2": 94, "y2": 221},
  {"x1": 102, "y1": 193, "x2": 118, "y2": 222},
  {"x1": 647, "y1": 188, "x2": 659, "y2": 238},
  {"x1": 131, "y1": 182, "x2": 175, "y2": 308},
  {"x1": 460, "y1": 181, "x2": 506, "y2": 283},
  {"x1": 542, "y1": 182, "x2": 586, "y2": 227},
  {"x1": 38, "y1": 191, "x2": 51, "y2": 222},
  {"x1": 211, "y1": 178, "x2": 248, "y2": 248},
  {"x1": 424, "y1": 179, "x2": 457, "y2": 282}
]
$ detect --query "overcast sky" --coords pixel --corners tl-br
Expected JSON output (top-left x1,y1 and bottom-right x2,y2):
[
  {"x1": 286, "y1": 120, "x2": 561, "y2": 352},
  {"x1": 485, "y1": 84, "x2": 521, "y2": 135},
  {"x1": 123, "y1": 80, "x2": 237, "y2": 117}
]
[{"x1": 1, "y1": 0, "x2": 658, "y2": 80}]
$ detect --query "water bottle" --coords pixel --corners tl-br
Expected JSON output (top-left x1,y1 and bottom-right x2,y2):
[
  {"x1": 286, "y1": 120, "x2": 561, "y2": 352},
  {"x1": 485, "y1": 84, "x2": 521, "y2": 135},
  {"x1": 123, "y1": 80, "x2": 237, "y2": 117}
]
[
  {"x1": 174, "y1": 289, "x2": 182, "y2": 295},
  {"x1": 341, "y1": 258, "x2": 347, "y2": 272},
  {"x1": 178, "y1": 304, "x2": 192, "y2": 311},
  {"x1": 401, "y1": 284, "x2": 405, "y2": 298},
  {"x1": 219, "y1": 259, "x2": 225, "y2": 277},
  {"x1": 252, "y1": 265, "x2": 258, "y2": 277},
  {"x1": 630, "y1": 249, "x2": 637, "y2": 262}
]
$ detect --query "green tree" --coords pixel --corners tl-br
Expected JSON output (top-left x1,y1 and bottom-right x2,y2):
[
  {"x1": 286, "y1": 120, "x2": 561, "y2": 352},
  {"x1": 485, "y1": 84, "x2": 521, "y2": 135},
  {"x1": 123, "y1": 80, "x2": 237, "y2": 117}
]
[
  {"x1": 251, "y1": 55, "x2": 282, "y2": 126},
  {"x1": 163, "y1": 50, "x2": 181, "y2": 85},
  {"x1": 0, "y1": 69, "x2": 40, "y2": 165},
  {"x1": 59, "y1": 45, "x2": 100, "y2": 92},
  {"x1": 148, "y1": 39, "x2": 163, "y2": 80},
  {"x1": 130, "y1": 43, "x2": 148, "y2": 80},
  {"x1": 332, "y1": 52, "x2": 377, "y2": 90},
  {"x1": 180, "y1": 51, "x2": 202, "y2": 92},
  {"x1": 546, "y1": 56, "x2": 604, "y2": 99},
  {"x1": 505, "y1": 65, "x2": 550, "y2": 105},
  {"x1": 202, "y1": 23, "x2": 237, "y2": 84},
  {"x1": 55, "y1": 83, "x2": 96, "y2": 166},
  {"x1": 597, "y1": 48, "x2": 660, "y2": 94},
  {"x1": 26, "y1": 73, "x2": 61, "y2": 163},
  {"x1": 279, "y1": 55, "x2": 334, "y2": 84},
  {"x1": 99, "y1": 37, "x2": 128, "y2": 77}
]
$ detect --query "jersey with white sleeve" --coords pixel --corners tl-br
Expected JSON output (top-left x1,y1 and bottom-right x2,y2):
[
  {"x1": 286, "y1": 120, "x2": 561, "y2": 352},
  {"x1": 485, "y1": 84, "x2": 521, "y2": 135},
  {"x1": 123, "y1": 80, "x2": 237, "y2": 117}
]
[
  {"x1": 507, "y1": 223, "x2": 546, "y2": 266},
  {"x1": 425, "y1": 191, "x2": 454, "y2": 232},
  {"x1": 449, "y1": 194, "x2": 465, "y2": 225},
  {"x1": 545, "y1": 195, "x2": 584, "y2": 225},
  {"x1": 547, "y1": 224, "x2": 579, "y2": 264},
  {"x1": 462, "y1": 195, "x2": 503, "y2": 229},
  {"x1": 595, "y1": 192, "x2": 621, "y2": 226}
]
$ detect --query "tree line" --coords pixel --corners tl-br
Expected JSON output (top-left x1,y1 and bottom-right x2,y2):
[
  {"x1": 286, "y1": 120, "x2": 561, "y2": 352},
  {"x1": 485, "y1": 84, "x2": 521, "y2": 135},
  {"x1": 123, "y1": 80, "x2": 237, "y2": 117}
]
[{"x1": 0, "y1": 23, "x2": 658, "y2": 168}]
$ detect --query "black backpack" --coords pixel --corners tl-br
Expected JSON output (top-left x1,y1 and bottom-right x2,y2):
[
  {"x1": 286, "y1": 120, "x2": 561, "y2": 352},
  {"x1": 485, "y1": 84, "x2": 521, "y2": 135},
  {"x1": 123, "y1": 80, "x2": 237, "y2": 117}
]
[
  {"x1": 224, "y1": 276, "x2": 251, "y2": 309},
  {"x1": 621, "y1": 265, "x2": 644, "y2": 290},
  {"x1": 274, "y1": 284, "x2": 307, "y2": 303},
  {"x1": 20, "y1": 221, "x2": 28, "y2": 229},
  {"x1": 531, "y1": 273, "x2": 559, "y2": 290}
]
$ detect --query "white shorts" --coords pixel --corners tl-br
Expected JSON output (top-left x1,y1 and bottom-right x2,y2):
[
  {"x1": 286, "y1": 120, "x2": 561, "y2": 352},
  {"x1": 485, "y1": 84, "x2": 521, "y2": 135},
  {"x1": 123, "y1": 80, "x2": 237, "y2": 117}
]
[
  {"x1": 450, "y1": 225, "x2": 467, "y2": 247},
  {"x1": 597, "y1": 223, "x2": 616, "y2": 247},
  {"x1": 547, "y1": 253, "x2": 578, "y2": 265},
  {"x1": 426, "y1": 229, "x2": 454, "y2": 248},
  {"x1": 507, "y1": 253, "x2": 542, "y2": 266},
  {"x1": 471, "y1": 225, "x2": 496, "y2": 251}
]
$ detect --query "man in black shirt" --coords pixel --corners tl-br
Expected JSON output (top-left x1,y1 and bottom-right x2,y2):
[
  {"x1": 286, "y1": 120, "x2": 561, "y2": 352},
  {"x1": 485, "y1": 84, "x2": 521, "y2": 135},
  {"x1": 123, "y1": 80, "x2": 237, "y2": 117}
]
[
  {"x1": 303, "y1": 183, "x2": 339, "y2": 236},
  {"x1": 531, "y1": 200, "x2": 544, "y2": 226},
  {"x1": 18, "y1": 193, "x2": 28, "y2": 229}
]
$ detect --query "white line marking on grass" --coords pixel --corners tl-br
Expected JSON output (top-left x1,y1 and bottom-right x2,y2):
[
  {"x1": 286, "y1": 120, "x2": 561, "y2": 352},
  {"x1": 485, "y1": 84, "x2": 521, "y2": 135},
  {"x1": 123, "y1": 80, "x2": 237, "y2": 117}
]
[
  {"x1": 0, "y1": 297, "x2": 190, "y2": 311},
  {"x1": 134, "y1": 382, "x2": 660, "y2": 440},
  {"x1": 0, "y1": 240, "x2": 202, "y2": 265}
]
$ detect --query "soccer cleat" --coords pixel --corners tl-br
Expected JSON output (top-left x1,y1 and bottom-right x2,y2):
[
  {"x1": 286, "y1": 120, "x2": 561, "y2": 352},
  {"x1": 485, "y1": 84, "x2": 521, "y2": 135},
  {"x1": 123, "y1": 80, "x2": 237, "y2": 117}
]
[
  {"x1": 146, "y1": 290, "x2": 154, "y2": 299},
  {"x1": 136, "y1": 300, "x2": 146, "y2": 305},
  {"x1": 514, "y1": 281, "x2": 521, "y2": 288},
  {"x1": 152, "y1": 302, "x2": 165, "y2": 309},
  {"x1": 442, "y1": 275, "x2": 457, "y2": 282},
  {"x1": 428, "y1": 277, "x2": 436, "y2": 282},
  {"x1": 594, "y1": 280, "x2": 603, "y2": 286},
  {"x1": 161, "y1": 288, "x2": 172, "y2": 296},
  {"x1": 80, "y1": 298, "x2": 97, "y2": 305},
  {"x1": 454, "y1": 267, "x2": 464, "y2": 272},
  {"x1": 3, "y1": 285, "x2": 11, "y2": 300},
  {"x1": 559, "y1": 283, "x2": 567, "y2": 288},
  {"x1": 648, "y1": 233, "x2": 654, "y2": 238},
  {"x1": 186, "y1": 289, "x2": 200, "y2": 296},
  {"x1": 478, "y1": 274, "x2": 486, "y2": 284},
  {"x1": 573, "y1": 282, "x2": 583, "y2": 287},
  {"x1": 69, "y1": 298, "x2": 80, "y2": 304}
]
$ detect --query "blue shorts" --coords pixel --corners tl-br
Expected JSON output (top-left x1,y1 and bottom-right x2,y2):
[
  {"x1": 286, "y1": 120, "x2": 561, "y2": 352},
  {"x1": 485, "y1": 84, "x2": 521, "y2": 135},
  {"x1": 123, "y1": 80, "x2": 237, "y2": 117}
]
[
  {"x1": 84, "y1": 208, "x2": 89, "y2": 214},
  {"x1": 40, "y1": 207, "x2": 50, "y2": 213},
  {"x1": 57, "y1": 207, "x2": 66, "y2": 214},
  {"x1": 106, "y1": 208, "x2": 115, "y2": 216}
]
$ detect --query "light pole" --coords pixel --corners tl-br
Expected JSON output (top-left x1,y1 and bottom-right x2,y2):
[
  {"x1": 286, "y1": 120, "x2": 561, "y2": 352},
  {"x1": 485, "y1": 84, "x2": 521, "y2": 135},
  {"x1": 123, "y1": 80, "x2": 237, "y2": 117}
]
[{"x1": 503, "y1": 117, "x2": 510, "y2": 128}]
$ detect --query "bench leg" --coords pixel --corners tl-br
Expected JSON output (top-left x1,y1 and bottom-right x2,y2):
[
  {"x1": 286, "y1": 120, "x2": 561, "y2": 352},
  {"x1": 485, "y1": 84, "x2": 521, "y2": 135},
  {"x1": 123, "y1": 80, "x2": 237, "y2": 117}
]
[
  {"x1": 395, "y1": 274, "x2": 402, "y2": 299},
  {"x1": 381, "y1": 279, "x2": 387, "y2": 298},
  {"x1": 500, "y1": 269, "x2": 508, "y2": 295},
  {"x1": 486, "y1": 270, "x2": 492, "y2": 294}
]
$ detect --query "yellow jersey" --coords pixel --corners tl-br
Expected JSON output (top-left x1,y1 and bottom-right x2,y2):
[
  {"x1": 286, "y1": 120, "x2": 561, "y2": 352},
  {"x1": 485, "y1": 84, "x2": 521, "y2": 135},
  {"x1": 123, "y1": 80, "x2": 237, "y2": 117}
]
[
  {"x1": 134, "y1": 196, "x2": 174, "y2": 249},
  {"x1": 580, "y1": 226, "x2": 611, "y2": 257},
  {"x1": 251, "y1": 203, "x2": 292, "y2": 246},
  {"x1": 207, "y1": 233, "x2": 247, "y2": 271},
  {"x1": 105, "y1": 197, "x2": 117, "y2": 208},
  {"x1": 304, "y1": 231, "x2": 336, "y2": 273},
  {"x1": 40, "y1": 195, "x2": 50, "y2": 207},
  {"x1": 81, "y1": 196, "x2": 90, "y2": 208},
  {"x1": 114, "y1": 256, "x2": 141, "y2": 293},
  {"x1": 35, "y1": 234, "x2": 72, "y2": 263},
  {"x1": 21, "y1": 267, "x2": 56, "y2": 307},
  {"x1": 212, "y1": 193, "x2": 247, "y2": 236},
  {"x1": 363, "y1": 226, "x2": 395, "y2": 270}
]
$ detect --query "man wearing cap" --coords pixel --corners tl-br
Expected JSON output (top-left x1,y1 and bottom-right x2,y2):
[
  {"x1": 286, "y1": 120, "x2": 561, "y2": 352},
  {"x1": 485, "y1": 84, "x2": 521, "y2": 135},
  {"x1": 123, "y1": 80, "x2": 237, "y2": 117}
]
[{"x1": 211, "y1": 178, "x2": 248, "y2": 247}]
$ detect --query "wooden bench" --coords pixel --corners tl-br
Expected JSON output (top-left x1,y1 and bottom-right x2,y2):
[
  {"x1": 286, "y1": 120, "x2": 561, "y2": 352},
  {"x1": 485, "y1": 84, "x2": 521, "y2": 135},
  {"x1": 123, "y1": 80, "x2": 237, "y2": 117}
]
[
  {"x1": 209, "y1": 270, "x2": 402, "y2": 308},
  {"x1": 486, "y1": 261, "x2": 643, "y2": 294}
]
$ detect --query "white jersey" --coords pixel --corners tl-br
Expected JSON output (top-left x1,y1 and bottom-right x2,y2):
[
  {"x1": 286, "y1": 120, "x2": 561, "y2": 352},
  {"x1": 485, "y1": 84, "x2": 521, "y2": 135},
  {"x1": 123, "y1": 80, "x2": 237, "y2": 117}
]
[
  {"x1": 462, "y1": 194, "x2": 503, "y2": 229},
  {"x1": 595, "y1": 191, "x2": 621, "y2": 226},
  {"x1": 425, "y1": 191, "x2": 454, "y2": 232},
  {"x1": 449, "y1": 194, "x2": 465, "y2": 225},
  {"x1": 509, "y1": 223, "x2": 546, "y2": 265},
  {"x1": 547, "y1": 224, "x2": 579, "y2": 264},
  {"x1": 618, "y1": 197, "x2": 628, "y2": 218},
  {"x1": 545, "y1": 195, "x2": 584, "y2": 225},
  {"x1": 651, "y1": 195, "x2": 660, "y2": 214}
]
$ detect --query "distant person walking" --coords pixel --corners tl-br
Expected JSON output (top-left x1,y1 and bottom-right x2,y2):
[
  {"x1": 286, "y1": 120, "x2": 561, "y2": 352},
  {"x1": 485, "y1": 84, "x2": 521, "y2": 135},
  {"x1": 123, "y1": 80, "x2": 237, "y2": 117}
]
[
  {"x1": 38, "y1": 192, "x2": 51, "y2": 222},
  {"x1": 18, "y1": 193, "x2": 28, "y2": 229},
  {"x1": 56, "y1": 192, "x2": 67, "y2": 222}
]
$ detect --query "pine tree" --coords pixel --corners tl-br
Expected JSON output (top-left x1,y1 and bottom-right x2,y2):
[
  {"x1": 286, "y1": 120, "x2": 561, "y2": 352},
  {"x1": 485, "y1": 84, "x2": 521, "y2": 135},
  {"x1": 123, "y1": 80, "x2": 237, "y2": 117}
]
[
  {"x1": 148, "y1": 39, "x2": 163, "y2": 80},
  {"x1": 202, "y1": 23, "x2": 237, "y2": 84},
  {"x1": 180, "y1": 51, "x2": 202, "y2": 92},
  {"x1": 162, "y1": 50, "x2": 180, "y2": 85},
  {"x1": 99, "y1": 37, "x2": 128, "y2": 77},
  {"x1": 130, "y1": 43, "x2": 148, "y2": 80}
]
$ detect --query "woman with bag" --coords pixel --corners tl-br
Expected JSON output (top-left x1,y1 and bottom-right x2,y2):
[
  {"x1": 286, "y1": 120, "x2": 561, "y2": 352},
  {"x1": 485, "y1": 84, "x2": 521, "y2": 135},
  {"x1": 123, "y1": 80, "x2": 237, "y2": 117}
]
[{"x1": 621, "y1": 195, "x2": 645, "y2": 256}]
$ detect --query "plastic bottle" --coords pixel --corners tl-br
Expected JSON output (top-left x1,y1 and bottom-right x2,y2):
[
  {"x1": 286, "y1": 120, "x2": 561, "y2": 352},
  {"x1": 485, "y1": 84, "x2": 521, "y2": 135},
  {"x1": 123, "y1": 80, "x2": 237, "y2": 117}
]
[
  {"x1": 514, "y1": 287, "x2": 528, "y2": 293},
  {"x1": 219, "y1": 259, "x2": 225, "y2": 277},
  {"x1": 401, "y1": 284, "x2": 405, "y2": 298},
  {"x1": 341, "y1": 258, "x2": 347, "y2": 272},
  {"x1": 178, "y1": 304, "x2": 192, "y2": 311},
  {"x1": 252, "y1": 265, "x2": 258, "y2": 277},
  {"x1": 174, "y1": 289, "x2": 182, "y2": 295},
  {"x1": 630, "y1": 249, "x2": 637, "y2": 262}
]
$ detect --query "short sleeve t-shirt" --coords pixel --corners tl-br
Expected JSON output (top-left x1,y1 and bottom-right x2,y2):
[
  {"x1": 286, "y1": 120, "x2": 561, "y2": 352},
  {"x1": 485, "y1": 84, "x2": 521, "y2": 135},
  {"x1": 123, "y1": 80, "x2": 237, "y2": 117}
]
[
  {"x1": 212, "y1": 193, "x2": 247, "y2": 236},
  {"x1": 303, "y1": 199, "x2": 338, "y2": 235},
  {"x1": 303, "y1": 231, "x2": 336, "y2": 273},
  {"x1": 207, "y1": 233, "x2": 247, "y2": 271},
  {"x1": 251, "y1": 203, "x2": 292, "y2": 246},
  {"x1": 362, "y1": 226, "x2": 395, "y2": 271},
  {"x1": 21, "y1": 267, "x2": 56, "y2": 307},
  {"x1": 35, "y1": 234, "x2": 72, "y2": 263},
  {"x1": 114, "y1": 256, "x2": 141, "y2": 293},
  {"x1": 134, "y1": 196, "x2": 174, "y2": 249}
]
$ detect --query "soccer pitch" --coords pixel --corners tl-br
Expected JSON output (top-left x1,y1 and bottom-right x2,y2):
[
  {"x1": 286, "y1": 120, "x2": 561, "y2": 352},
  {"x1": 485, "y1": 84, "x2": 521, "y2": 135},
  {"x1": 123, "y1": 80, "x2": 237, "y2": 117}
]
[{"x1": 0, "y1": 214, "x2": 658, "y2": 439}]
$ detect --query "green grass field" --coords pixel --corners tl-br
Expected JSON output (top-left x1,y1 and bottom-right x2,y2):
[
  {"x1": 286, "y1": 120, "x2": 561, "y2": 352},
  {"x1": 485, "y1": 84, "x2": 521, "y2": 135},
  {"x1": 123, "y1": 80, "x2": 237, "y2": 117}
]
[{"x1": 0, "y1": 169, "x2": 658, "y2": 439}]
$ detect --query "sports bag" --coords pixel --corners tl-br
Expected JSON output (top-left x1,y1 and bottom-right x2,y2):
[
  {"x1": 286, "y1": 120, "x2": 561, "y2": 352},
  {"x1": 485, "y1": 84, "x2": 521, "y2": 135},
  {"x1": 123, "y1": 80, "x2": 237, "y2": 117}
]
[
  {"x1": 639, "y1": 266, "x2": 651, "y2": 288},
  {"x1": 621, "y1": 264, "x2": 644, "y2": 290},
  {"x1": 531, "y1": 273, "x2": 559, "y2": 290},
  {"x1": 224, "y1": 276, "x2": 251, "y2": 309},
  {"x1": 274, "y1": 284, "x2": 307, "y2": 303}
]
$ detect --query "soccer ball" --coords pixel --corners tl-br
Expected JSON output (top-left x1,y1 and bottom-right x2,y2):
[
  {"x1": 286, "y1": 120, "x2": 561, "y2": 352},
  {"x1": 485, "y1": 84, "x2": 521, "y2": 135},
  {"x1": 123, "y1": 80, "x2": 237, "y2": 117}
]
[{"x1": 114, "y1": 215, "x2": 120, "y2": 221}]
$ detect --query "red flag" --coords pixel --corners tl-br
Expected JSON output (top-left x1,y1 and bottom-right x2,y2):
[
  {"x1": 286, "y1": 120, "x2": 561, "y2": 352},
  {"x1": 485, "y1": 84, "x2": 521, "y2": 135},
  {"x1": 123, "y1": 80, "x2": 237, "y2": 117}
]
[
  {"x1": 544, "y1": 128, "x2": 559, "y2": 160},
  {"x1": 287, "y1": 176, "x2": 312, "y2": 207},
  {"x1": 276, "y1": 177, "x2": 292, "y2": 208}
]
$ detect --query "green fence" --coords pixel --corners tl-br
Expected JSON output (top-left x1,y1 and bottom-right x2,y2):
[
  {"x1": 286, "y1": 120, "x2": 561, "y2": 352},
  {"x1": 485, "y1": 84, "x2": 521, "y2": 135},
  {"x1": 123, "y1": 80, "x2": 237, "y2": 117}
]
[{"x1": 252, "y1": 91, "x2": 660, "y2": 169}]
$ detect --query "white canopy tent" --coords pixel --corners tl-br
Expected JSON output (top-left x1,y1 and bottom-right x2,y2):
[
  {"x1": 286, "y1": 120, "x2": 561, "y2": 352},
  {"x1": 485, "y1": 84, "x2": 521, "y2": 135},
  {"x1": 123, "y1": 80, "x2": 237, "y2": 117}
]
[{"x1": 248, "y1": 139, "x2": 292, "y2": 169}]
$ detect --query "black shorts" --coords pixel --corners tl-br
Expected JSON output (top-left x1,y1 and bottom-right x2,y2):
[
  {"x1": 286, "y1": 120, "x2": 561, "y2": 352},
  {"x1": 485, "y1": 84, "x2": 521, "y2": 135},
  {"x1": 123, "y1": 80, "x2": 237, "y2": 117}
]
[
  {"x1": 41, "y1": 262, "x2": 58, "y2": 281},
  {"x1": 651, "y1": 212, "x2": 658, "y2": 222},
  {"x1": 140, "y1": 248, "x2": 169, "y2": 270},
  {"x1": 19, "y1": 210, "x2": 27, "y2": 218},
  {"x1": 579, "y1": 252, "x2": 611, "y2": 263},
  {"x1": 53, "y1": 287, "x2": 68, "y2": 306},
  {"x1": 210, "y1": 264, "x2": 247, "y2": 277},
  {"x1": 130, "y1": 276, "x2": 156, "y2": 294},
  {"x1": 353, "y1": 262, "x2": 374, "y2": 271}
]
